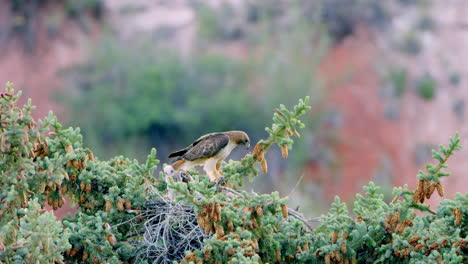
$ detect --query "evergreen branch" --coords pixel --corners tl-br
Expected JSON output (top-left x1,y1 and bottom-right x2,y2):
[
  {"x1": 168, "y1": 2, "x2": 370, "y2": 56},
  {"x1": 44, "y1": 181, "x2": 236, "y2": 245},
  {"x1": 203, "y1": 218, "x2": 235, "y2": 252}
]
[{"x1": 219, "y1": 186, "x2": 317, "y2": 233}]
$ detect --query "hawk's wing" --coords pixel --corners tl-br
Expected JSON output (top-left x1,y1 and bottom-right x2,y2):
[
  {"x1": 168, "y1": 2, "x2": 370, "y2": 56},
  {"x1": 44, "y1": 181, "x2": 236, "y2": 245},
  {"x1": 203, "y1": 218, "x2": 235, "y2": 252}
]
[{"x1": 181, "y1": 133, "x2": 229, "y2": 161}]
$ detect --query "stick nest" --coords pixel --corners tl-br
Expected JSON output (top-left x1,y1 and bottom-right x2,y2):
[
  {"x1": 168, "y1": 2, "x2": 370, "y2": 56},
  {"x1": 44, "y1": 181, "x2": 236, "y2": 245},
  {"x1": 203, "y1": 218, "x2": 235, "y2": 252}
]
[{"x1": 130, "y1": 199, "x2": 208, "y2": 264}]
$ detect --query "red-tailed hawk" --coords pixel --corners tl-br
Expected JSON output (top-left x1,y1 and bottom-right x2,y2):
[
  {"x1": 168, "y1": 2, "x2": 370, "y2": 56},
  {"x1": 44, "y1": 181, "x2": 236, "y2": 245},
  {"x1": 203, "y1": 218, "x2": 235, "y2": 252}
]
[{"x1": 168, "y1": 131, "x2": 250, "y2": 181}]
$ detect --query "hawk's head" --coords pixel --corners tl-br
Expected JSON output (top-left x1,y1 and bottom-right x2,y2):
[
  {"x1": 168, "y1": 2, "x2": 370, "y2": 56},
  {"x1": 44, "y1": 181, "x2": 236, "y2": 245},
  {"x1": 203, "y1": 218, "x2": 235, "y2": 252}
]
[{"x1": 227, "y1": 131, "x2": 250, "y2": 148}]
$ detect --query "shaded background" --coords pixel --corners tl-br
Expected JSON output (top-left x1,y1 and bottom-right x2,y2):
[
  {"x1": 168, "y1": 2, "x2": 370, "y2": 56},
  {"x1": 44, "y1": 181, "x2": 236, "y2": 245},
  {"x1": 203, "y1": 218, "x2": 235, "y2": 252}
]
[{"x1": 1, "y1": 0, "x2": 467, "y2": 215}]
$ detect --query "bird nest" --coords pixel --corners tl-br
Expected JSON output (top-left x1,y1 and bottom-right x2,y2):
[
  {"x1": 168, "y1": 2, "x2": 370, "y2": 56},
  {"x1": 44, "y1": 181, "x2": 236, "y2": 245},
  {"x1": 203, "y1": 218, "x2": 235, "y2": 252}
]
[{"x1": 130, "y1": 197, "x2": 208, "y2": 264}]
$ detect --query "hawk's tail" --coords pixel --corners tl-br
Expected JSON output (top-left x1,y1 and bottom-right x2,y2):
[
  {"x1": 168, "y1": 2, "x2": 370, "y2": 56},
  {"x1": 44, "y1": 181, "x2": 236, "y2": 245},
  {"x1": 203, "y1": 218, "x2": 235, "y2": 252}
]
[{"x1": 172, "y1": 159, "x2": 185, "y2": 170}]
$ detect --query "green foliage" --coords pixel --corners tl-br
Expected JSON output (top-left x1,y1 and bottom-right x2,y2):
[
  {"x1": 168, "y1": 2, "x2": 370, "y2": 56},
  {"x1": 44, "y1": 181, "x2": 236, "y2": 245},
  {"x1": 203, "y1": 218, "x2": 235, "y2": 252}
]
[
  {"x1": 1, "y1": 198, "x2": 71, "y2": 263},
  {"x1": 417, "y1": 73, "x2": 437, "y2": 100},
  {"x1": 170, "y1": 98, "x2": 467, "y2": 263},
  {"x1": 418, "y1": 132, "x2": 461, "y2": 182},
  {"x1": 0, "y1": 82, "x2": 160, "y2": 263},
  {"x1": 1, "y1": 83, "x2": 467, "y2": 263}
]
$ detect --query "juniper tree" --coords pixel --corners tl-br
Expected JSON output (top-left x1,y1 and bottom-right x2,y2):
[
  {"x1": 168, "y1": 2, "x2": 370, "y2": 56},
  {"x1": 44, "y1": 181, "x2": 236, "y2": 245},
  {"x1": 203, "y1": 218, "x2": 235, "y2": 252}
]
[{"x1": 0, "y1": 82, "x2": 467, "y2": 264}]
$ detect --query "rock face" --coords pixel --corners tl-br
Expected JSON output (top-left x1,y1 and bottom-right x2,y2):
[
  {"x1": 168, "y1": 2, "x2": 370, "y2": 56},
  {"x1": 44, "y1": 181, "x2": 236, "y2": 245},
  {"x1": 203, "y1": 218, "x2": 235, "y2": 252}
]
[
  {"x1": 0, "y1": 5, "x2": 96, "y2": 120},
  {"x1": 311, "y1": 11, "x2": 468, "y2": 204}
]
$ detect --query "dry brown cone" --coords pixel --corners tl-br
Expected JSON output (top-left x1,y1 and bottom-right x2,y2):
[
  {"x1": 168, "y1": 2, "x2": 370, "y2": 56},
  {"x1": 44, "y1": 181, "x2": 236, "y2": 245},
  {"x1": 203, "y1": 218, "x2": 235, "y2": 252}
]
[
  {"x1": 251, "y1": 218, "x2": 259, "y2": 229},
  {"x1": 86, "y1": 202, "x2": 95, "y2": 210},
  {"x1": 255, "y1": 205, "x2": 263, "y2": 217},
  {"x1": 441, "y1": 239, "x2": 449, "y2": 247},
  {"x1": 92, "y1": 257, "x2": 99, "y2": 264},
  {"x1": 204, "y1": 249, "x2": 211, "y2": 261},
  {"x1": 69, "y1": 247, "x2": 78, "y2": 257},
  {"x1": 227, "y1": 220, "x2": 234, "y2": 233},
  {"x1": 390, "y1": 211, "x2": 401, "y2": 229},
  {"x1": 340, "y1": 242, "x2": 347, "y2": 254},
  {"x1": 414, "y1": 244, "x2": 426, "y2": 252},
  {"x1": 404, "y1": 219, "x2": 414, "y2": 227},
  {"x1": 79, "y1": 195, "x2": 86, "y2": 204},
  {"x1": 457, "y1": 239, "x2": 466, "y2": 249},
  {"x1": 276, "y1": 249, "x2": 281, "y2": 262},
  {"x1": 293, "y1": 129, "x2": 301, "y2": 138},
  {"x1": 216, "y1": 224, "x2": 225, "y2": 239},
  {"x1": 58, "y1": 197, "x2": 65, "y2": 208},
  {"x1": 426, "y1": 183, "x2": 437, "y2": 199},
  {"x1": 72, "y1": 160, "x2": 82, "y2": 170},
  {"x1": 208, "y1": 203, "x2": 215, "y2": 220},
  {"x1": 452, "y1": 208, "x2": 462, "y2": 226},
  {"x1": 61, "y1": 184, "x2": 68, "y2": 195},
  {"x1": 106, "y1": 234, "x2": 117, "y2": 246},
  {"x1": 226, "y1": 249, "x2": 236, "y2": 256},
  {"x1": 281, "y1": 145, "x2": 288, "y2": 158},
  {"x1": 215, "y1": 203, "x2": 222, "y2": 222},
  {"x1": 261, "y1": 159, "x2": 268, "y2": 173},
  {"x1": 201, "y1": 204, "x2": 208, "y2": 216},
  {"x1": 408, "y1": 236, "x2": 421, "y2": 245},
  {"x1": 403, "y1": 247, "x2": 410, "y2": 257},
  {"x1": 82, "y1": 252, "x2": 89, "y2": 262},
  {"x1": 393, "y1": 248, "x2": 401, "y2": 258},
  {"x1": 356, "y1": 216, "x2": 363, "y2": 223},
  {"x1": 333, "y1": 250, "x2": 342, "y2": 262},
  {"x1": 185, "y1": 253, "x2": 196, "y2": 262},
  {"x1": 80, "y1": 182, "x2": 86, "y2": 191},
  {"x1": 422, "y1": 180, "x2": 430, "y2": 198},
  {"x1": 69, "y1": 173, "x2": 77, "y2": 182},
  {"x1": 105, "y1": 200, "x2": 112, "y2": 213},
  {"x1": 281, "y1": 204, "x2": 288, "y2": 218},
  {"x1": 342, "y1": 232, "x2": 349, "y2": 240},
  {"x1": 384, "y1": 214, "x2": 392, "y2": 230},
  {"x1": 196, "y1": 214, "x2": 205, "y2": 228},
  {"x1": 124, "y1": 198, "x2": 132, "y2": 210},
  {"x1": 332, "y1": 231, "x2": 339, "y2": 244},
  {"x1": 435, "y1": 183, "x2": 444, "y2": 197},
  {"x1": 88, "y1": 151, "x2": 95, "y2": 161},
  {"x1": 85, "y1": 183, "x2": 91, "y2": 194},
  {"x1": 117, "y1": 199, "x2": 124, "y2": 212},
  {"x1": 395, "y1": 222, "x2": 407, "y2": 234},
  {"x1": 21, "y1": 192, "x2": 27, "y2": 208},
  {"x1": 429, "y1": 243, "x2": 439, "y2": 250},
  {"x1": 303, "y1": 242, "x2": 309, "y2": 252},
  {"x1": 204, "y1": 222, "x2": 213, "y2": 235},
  {"x1": 324, "y1": 254, "x2": 331, "y2": 264},
  {"x1": 413, "y1": 180, "x2": 424, "y2": 203},
  {"x1": 252, "y1": 143, "x2": 264, "y2": 161}
]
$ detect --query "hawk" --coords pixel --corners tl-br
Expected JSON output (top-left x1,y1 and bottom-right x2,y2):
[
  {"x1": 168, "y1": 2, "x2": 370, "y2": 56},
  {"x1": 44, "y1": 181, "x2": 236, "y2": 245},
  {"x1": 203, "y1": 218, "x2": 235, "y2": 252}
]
[{"x1": 168, "y1": 131, "x2": 250, "y2": 181}]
